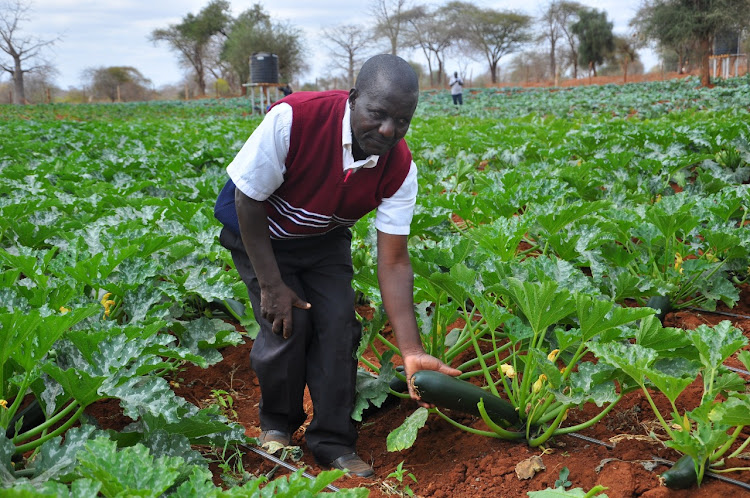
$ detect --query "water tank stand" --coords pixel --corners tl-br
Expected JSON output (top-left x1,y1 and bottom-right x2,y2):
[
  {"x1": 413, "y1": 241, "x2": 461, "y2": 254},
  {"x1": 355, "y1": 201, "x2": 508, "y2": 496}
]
[{"x1": 243, "y1": 83, "x2": 281, "y2": 115}]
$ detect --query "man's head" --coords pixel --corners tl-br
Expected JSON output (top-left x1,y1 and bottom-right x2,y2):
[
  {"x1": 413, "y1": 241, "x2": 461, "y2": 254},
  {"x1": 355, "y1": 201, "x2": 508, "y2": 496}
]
[
  {"x1": 454, "y1": 71, "x2": 458, "y2": 78},
  {"x1": 348, "y1": 54, "x2": 419, "y2": 158}
]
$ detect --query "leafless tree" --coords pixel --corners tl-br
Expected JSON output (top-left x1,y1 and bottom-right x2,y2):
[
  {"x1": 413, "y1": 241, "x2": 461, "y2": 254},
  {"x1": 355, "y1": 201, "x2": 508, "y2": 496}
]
[
  {"x1": 0, "y1": 0, "x2": 59, "y2": 104},
  {"x1": 401, "y1": 5, "x2": 453, "y2": 86},
  {"x1": 538, "y1": 1, "x2": 582, "y2": 81},
  {"x1": 370, "y1": 0, "x2": 409, "y2": 55},
  {"x1": 321, "y1": 24, "x2": 373, "y2": 88}
]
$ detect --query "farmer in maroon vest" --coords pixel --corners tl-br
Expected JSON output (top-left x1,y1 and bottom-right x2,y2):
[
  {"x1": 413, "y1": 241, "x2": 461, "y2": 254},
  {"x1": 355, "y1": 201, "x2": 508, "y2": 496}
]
[{"x1": 214, "y1": 54, "x2": 460, "y2": 478}]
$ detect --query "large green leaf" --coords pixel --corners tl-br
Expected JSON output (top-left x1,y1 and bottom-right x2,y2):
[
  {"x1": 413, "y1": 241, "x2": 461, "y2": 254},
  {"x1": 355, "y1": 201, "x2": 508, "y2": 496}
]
[{"x1": 386, "y1": 407, "x2": 429, "y2": 452}]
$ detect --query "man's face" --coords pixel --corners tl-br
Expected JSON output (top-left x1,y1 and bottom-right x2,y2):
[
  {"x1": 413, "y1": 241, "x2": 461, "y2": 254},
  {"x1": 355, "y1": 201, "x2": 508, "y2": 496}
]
[{"x1": 349, "y1": 84, "x2": 418, "y2": 157}]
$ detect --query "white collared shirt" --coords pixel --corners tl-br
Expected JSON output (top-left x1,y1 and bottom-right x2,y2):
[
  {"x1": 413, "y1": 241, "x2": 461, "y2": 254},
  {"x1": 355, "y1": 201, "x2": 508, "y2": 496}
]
[{"x1": 226, "y1": 101, "x2": 418, "y2": 235}]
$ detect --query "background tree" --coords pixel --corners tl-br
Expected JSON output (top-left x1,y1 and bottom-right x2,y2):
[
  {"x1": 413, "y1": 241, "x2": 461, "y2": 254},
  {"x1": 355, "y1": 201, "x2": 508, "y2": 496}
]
[
  {"x1": 451, "y1": 1, "x2": 533, "y2": 84},
  {"x1": 608, "y1": 35, "x2": 640, "y2": 82},
  {"x1": 0, "y1": 0, "x2": 58, "y2": 104},
  {"x1": 221, "y1": 4, "x2": 307, "y2": 94},
  {"x1": 632, "y1": 0, "x2": 750, "y2": 86},
  {"x1": 371, "y1": 0, "x2": 409, "y2": 55},
  {"x1": 83, "y1": 66, "x2": 151, "y2": 102},
  {"x1": 538, "y1": 1, "x2": 582, "y2": 80},
  {"x1": 402, "y1": 5, "x2": 453, "y2": 86},
  {"x1": 571, "y1": 7, "x2": 614, "y2": 77},
  {"x1": 151, "y1": 0, "x2": 231, "y2": 96},
  {"x1": 321, "y1": 24, "x2": 373, "y2": 88}
]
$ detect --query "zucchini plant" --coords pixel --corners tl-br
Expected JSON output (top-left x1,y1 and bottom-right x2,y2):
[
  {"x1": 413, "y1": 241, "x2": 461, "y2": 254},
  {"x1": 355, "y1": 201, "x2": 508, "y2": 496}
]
[
  {"x1": 590, "y1": 319, "x2": 750, "y2": 488},
  {"x1": 386, "y1": 277, "x2": 654, "y2": 450}
]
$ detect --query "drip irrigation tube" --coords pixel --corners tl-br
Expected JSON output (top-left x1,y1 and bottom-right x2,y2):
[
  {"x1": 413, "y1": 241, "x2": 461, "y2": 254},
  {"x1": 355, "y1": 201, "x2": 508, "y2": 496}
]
[
  {"x1": 564, "y1": 434, "x2": 750, "y2": 492},
  {"x1": 685, "y1": 307, "x2": 750, "y2": 321},
  {"x1": 240, "y1": 444, "x2": 340, "y2": 492}
]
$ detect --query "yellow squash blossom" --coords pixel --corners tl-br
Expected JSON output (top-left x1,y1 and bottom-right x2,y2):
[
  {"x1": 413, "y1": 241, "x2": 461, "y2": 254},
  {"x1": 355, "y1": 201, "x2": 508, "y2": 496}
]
[
  {"x1": 532, "y1": 374, "x2": 547, "y2": 394},
  {"x1": 547, "y1": 349, "x2": 560, "y2": 362},
  {"x1": 501, "y1": 363, "x2": 516, "y2": 378},
  {"x1": 0, "y1": 399, "x2": 7, "y2": 409},
  {"x1": 674, "y1": 252, "x2": 684, "y2": 274},
  {"x1": 59, "y1": 306, "x2": 70, "y2": 314},
  {"x1": 100, "y1": 292, "x2": 116, "y2": 318}
]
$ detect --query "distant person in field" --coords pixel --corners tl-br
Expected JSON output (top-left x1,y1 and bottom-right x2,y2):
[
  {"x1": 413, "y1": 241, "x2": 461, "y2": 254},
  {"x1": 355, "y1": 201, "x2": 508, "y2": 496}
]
[
  {"x1": 449, "y1": 71, "x2": 464, "y2": 105},
  {"x1": 214, "y1": 54, "x2": 460, "y2": 478}
]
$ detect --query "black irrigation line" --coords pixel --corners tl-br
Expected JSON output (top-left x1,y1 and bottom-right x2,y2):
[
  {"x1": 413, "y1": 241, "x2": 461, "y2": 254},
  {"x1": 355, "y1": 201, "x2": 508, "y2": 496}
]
[
  {"x1": 685, "y1": 307, "x2": 750, "y2": 321},
  {"x1": 566, "y1": 434, "x2": 750, "y2": 492},
  {"x1": 240, "y1": 444, "x2": 341, "y2": 492}
]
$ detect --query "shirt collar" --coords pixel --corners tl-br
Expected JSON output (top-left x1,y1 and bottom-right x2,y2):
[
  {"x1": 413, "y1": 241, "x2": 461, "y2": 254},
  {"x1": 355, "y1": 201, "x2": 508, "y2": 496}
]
[{"x1": 343, "y1": 100, "x2": 379, "y2": 171}]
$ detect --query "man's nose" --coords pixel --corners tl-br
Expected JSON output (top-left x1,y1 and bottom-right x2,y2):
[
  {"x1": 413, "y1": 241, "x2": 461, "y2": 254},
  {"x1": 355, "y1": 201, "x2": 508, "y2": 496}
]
[{"x1": 378, "y1": 118, "x2": 395, "y2": 137}]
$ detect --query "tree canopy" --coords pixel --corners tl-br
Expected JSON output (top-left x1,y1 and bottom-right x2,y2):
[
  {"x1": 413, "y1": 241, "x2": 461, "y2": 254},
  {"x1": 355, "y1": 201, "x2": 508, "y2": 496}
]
[
  {"x1": 632, "y1": 0, "x2": 750, "y2": 86},
  {"x1": 571, "y1": 7, "x2": 614, "y2": 77}
]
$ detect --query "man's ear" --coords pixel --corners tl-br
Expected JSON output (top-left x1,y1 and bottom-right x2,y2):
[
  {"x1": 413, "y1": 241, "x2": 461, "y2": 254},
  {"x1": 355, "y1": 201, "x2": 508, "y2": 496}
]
[{"x1": 348, "y1": 88, "x2": 358, "y2": 106}]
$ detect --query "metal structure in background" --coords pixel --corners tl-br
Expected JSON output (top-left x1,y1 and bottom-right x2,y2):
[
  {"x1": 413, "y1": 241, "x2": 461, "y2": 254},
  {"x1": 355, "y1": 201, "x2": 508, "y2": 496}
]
[
  {"x1": 711, "y1": 30, "x2": 747, "y2": 79},
  {"x1": 244, "y1": 52, "x2": 281, "y2": 115}
]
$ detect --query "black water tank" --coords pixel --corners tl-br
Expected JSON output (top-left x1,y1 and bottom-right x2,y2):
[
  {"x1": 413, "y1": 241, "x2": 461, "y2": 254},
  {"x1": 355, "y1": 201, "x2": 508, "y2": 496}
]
[
  {"x1": 251, "y1": 53, "x2": 279, "y2": 83},
  {"x1": 714, "y1": 31, "x2": 739, "y2": 55}
]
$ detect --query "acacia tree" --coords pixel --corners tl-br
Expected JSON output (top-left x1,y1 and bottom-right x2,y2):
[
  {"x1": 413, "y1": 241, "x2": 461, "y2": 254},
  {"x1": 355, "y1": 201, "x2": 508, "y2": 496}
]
[
  {"x1": 538, "y1": 1, "x2": 583, "y2": 80},
  {"x1": 450, "y1": 1, "x2": 532, "y2": 84},
  {"x1": 151, "y1": 0, "x2": 231, "y2": 96},
  {"x1": 83, "y1": 66, "x2": 151, "y2": 102},
  {"x1": 321, "y1": 24, "x2": 373, "y2": 88},
  {"x1": 371, "y1": 0, "x2": 409, "y2": 55},
  {"x1": 571, "y1": 7, "x2": 614, "y2": 77},
  {"x1": 401, "y1": 5, "x2": 454, "y2": 86},
  {"x1": 0, "y1": 0, "x2": 58, "y2": 104},
  {"x1": 632, "y1": 0, "x2": 750, "y2": 87},
  {"x1": 221, "y1": 4, "x2": 306, "y2": 94}
]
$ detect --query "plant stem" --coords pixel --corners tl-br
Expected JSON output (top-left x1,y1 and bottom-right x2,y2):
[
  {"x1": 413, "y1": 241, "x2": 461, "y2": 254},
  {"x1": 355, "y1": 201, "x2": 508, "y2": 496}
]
[
  {"x1": 14, "y1": 404, "x2": 87, "y2": 454},
  {"x1": 551, "y1": 395, "x2": 624, "y2": 435},
  {"x1": 724, "y1": 429, "x2": 749, "y2": 461},
  {"x1": 433, "y1": 409, "x2": 509, "y2": 439},
  {"x1": 12, "y1": 400, "x2": 79, "y2": 444},
  {"x1": 641, "y1": 386, "x2": 675, "y2": 440}
]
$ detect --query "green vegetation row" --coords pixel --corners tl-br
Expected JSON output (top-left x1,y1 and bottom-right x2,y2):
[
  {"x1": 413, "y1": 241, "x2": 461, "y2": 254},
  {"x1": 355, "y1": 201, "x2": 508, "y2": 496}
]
[{"x1": 0, "y1": 76, "x2": 749, "y2": 494}]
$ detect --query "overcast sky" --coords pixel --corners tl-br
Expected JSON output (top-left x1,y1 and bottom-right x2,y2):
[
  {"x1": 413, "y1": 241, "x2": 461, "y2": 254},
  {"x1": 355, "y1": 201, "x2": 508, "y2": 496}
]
[{"x1": 13, "y1": 0, "x2": 654, "y2": 89}]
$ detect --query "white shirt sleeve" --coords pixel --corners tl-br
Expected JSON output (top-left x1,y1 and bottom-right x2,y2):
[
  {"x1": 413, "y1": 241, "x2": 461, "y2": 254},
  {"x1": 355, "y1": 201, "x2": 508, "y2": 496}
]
[
  {"x1": 374, "y1": 161, "x2": 418, "y2": 235},
  {"x1": 226, "y1": 103, "x2": 292, "y2": 201}
]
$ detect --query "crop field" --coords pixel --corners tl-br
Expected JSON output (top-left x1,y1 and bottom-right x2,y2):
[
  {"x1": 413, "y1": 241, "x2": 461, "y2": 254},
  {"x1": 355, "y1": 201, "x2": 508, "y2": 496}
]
[{"x1": 1, "y1": 77, "x2": 749, "y2": 497}]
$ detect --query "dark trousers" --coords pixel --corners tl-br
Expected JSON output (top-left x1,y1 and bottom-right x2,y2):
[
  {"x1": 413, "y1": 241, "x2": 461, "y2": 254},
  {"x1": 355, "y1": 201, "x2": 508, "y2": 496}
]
[
  {"x1": 452, "y1": 93, "x2": 463, "y2": 105},
  {"x1": 219, "y1": 227, "x2": 362, "y2": 462}
]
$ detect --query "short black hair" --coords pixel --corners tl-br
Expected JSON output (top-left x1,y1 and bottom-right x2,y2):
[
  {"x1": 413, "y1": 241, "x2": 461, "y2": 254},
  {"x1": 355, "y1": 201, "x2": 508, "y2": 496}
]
[{"x1": 354, "y1": 54, "x2": 419, "y2": 97}]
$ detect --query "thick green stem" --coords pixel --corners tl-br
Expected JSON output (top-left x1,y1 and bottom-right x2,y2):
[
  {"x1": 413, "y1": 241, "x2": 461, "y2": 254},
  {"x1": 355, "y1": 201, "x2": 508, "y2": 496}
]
[
  {"x1": 12, "y1": 399, "x2": 78, "y2": 444},
  {"x1": 726, "y1": 435, "x2": 750, "y2": 460},
  {"x1": 375, "y1": 333, "x2": 400, "y2": 355},
  {"x1": 528, "y1": 404, "x2": 569, "y2": 447},
  {"x1": 433, "y1": 408, "x2": 508, "y2": 438},
  {"x1": 469, "y1": 319, "x2": 501, "y2": 398},
  {"x1": 476, "y1": 400, "x2": 525, "y2": 440},
  {"x1": 641, "y1": 386, "x2": 675, "y2": 440},
  {"x1": 15, "y1": 405, "x2": 87, "y2": 454},
  {"x1": 551, "y1": 395, "x2": 624, "y2": 435}
]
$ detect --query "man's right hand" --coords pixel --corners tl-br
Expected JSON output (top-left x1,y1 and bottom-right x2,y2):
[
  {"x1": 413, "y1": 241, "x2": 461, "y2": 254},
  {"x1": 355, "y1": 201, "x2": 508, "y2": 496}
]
[{"x1": 259, "y1": 284, "x2": 311, "y2": 339}]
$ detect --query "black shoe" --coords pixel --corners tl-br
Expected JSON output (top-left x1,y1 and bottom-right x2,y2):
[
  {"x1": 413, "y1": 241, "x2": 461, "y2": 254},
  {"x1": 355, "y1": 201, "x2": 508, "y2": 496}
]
[
  {"x1": 257, "y1": 429, "x2": 291, "y2": 454},
  {"x1": 327, "y1": 452, "x2": 375, "y2": 478}
]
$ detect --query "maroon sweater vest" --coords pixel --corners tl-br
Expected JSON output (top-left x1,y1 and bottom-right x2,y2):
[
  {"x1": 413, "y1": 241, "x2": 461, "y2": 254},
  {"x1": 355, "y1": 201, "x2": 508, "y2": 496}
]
[{"x1": 262, "y1": 90, "x2": 413, "y2": 239}]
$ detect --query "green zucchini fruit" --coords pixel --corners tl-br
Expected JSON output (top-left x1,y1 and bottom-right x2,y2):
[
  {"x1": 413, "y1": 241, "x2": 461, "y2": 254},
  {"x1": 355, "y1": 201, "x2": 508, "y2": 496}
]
[
  {"x1": 411, "y1": 370, "x2": 519, "y2": 427},
  {"x1": 661, "y1": 455, "x2": 698, "y2": 489},
  {"x1": 646, "y1": 295, "x2": 673, "y2": 324}
]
